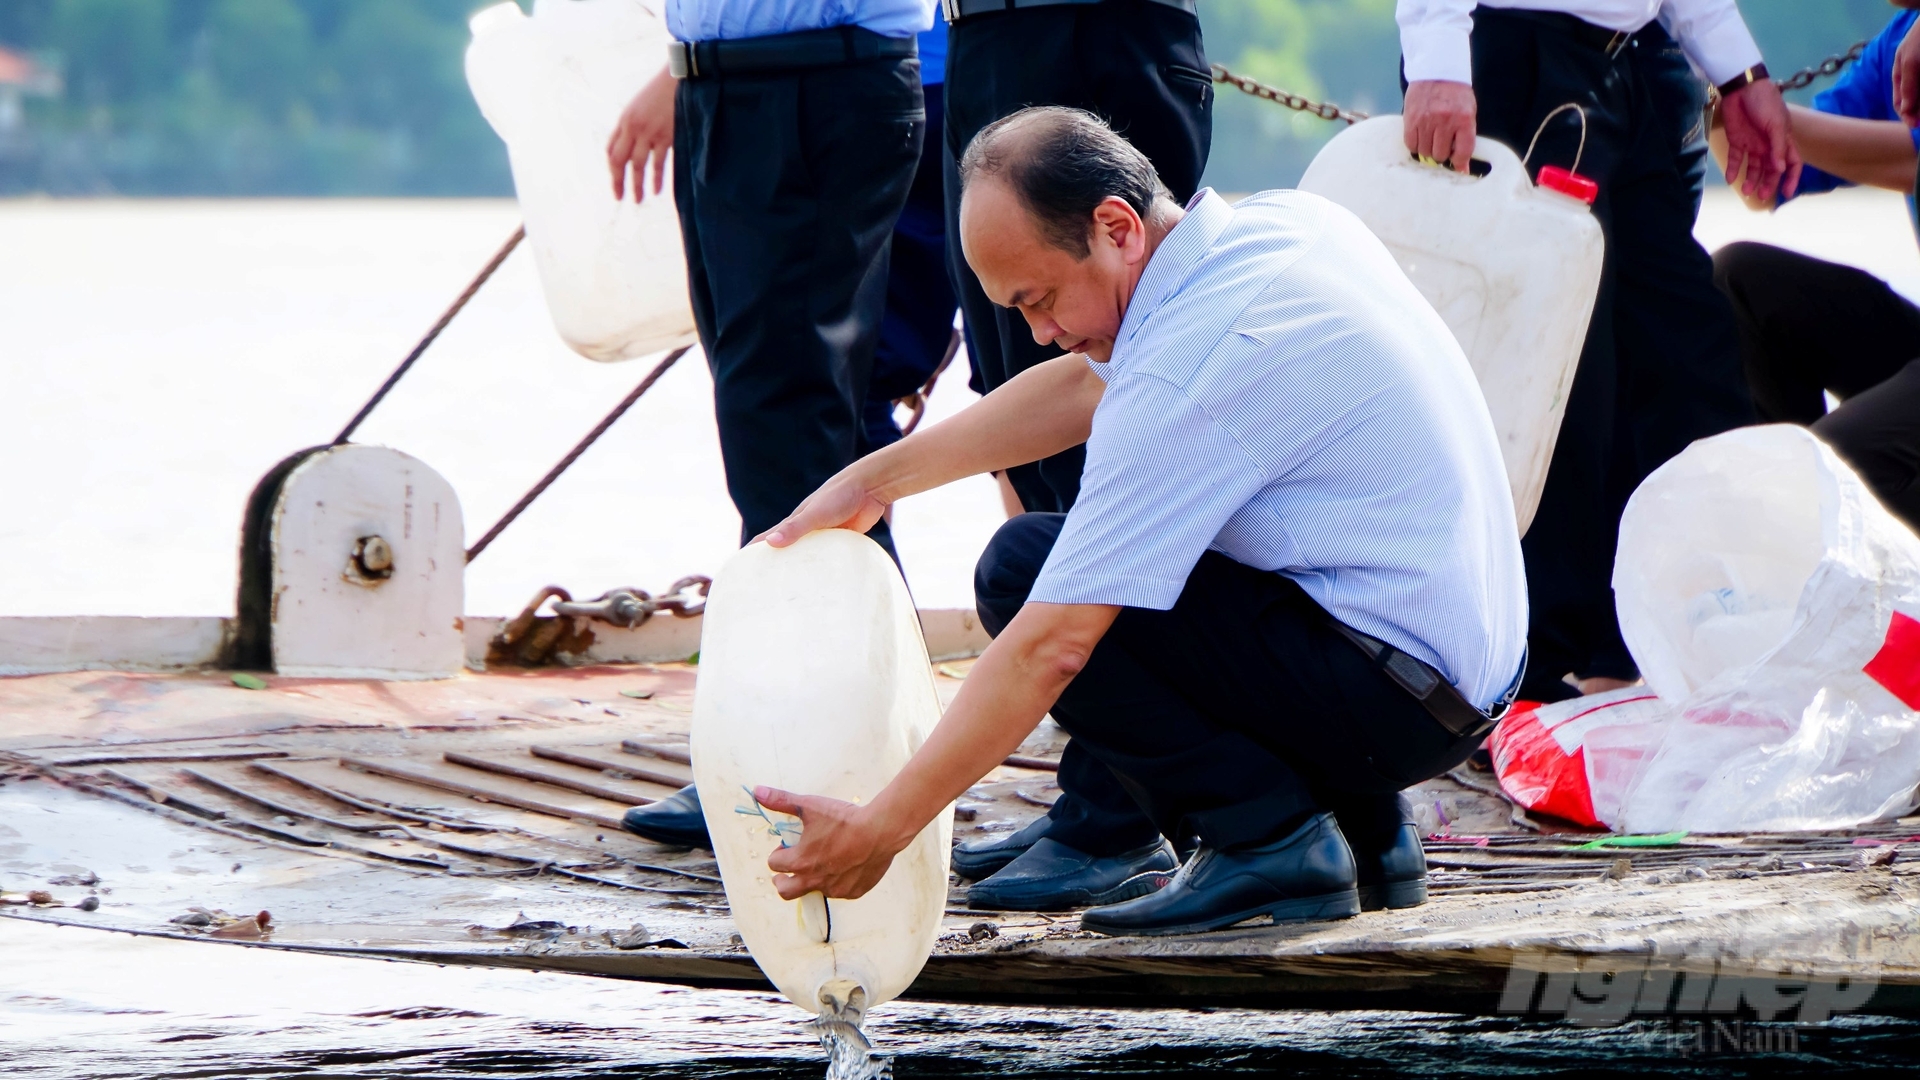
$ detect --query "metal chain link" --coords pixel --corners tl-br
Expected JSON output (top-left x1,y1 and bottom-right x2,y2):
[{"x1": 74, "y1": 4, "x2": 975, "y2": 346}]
[
  {"x1": 550, "y1": 576, "x2": 713, "y2": 628},
  {"x1": 1775, "y1": 41, "x2": 1868, "y2": 93},
  {"x1": 1210, "y1": 63, "x2": 1368, "y2": 126},
  {"x1": 1215, "y1": 38, "x2": 1866, "y2": 128}
]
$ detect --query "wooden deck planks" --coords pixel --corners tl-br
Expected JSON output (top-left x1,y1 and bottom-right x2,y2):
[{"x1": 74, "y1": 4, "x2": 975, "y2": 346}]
[{"x1": 341, "y1": 757, "x2": 629, "y2": 830}]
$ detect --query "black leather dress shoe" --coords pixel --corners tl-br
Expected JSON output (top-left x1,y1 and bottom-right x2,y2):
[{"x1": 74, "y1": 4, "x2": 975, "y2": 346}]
[
  {"x1": 966, "y1": 837, "x2": 1177, "y2": 912},
  {"x1": 951, "y1": 815, "x2": 1053, "y2": 881},
  {"x1": 1354, "y1": 821, "x2": 1428, "y2": 911},
  {"x1": 1079, "y1": 813, "x2": 1360, "y2": 936},
  {"x1": 621, "y1": 784, "x2": 711, "y2": 849}
]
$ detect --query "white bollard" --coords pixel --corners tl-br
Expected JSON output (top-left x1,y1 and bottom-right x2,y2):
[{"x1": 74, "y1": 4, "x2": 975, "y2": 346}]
[{"x1": 265, "y1": 445, "x2": 465, "y2": 679}]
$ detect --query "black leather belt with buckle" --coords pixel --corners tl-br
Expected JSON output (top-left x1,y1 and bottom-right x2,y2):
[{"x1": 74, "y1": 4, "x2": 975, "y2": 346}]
[
  {"x1": 943, "y1": 0, "x2": 1198, "y2": 23},
  {"x1": 1326, "y1": 620, "x2": 1512, "y2": 740},
  {"x1": 1488, "y1": 8, "x2": 1638, "y2": 60},
  {"x1": 668, "y1": 25, "x2": 917, "y2": 80}
]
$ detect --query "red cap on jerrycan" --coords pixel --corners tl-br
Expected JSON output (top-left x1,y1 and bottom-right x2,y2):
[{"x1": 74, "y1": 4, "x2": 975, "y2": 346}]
[{"x1": 1537, "y1": 165, "x2": 1599, "y2": 205}]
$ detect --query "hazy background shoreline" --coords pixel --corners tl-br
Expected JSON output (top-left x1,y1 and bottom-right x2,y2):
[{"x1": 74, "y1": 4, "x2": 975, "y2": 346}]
[{"x1": 0, "y1": 0, "x2": 1907, "y2": 197}]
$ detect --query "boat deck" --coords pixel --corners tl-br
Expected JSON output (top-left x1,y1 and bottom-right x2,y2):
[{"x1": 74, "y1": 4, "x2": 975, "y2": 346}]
[{"x1": 4, "y1": 662, "x2": 1919, "y2": 1016}]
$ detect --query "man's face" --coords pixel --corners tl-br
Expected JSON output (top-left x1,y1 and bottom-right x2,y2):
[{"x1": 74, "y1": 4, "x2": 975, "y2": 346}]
[{"x1": 959, "y1": 179, "x2": 1149, "y2": 363}]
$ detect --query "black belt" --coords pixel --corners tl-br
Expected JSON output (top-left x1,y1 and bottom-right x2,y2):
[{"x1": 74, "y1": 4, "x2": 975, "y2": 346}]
[
  {"x1": 1481, "y1": 7, "x2": 1638, "y2": 60},
  {"x1": 668, "y1": 26, "x2": 917, "y2": 80},
  {"x1": 1327, "y1": 621, "x2": 1513, "y2": 739},
  {"x1": 944, "y1": 0, "x2": 1198, "y2": 23}
]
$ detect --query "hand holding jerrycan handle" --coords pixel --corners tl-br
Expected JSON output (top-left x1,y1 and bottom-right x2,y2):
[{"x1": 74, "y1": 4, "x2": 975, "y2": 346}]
[
  {"x1": 466, "y1": 0, "x2": 698, "y2": 362},
  {"x1": 690, "y1": 530, "x2": 951, "y2": 1019},
  {"x1": 1299, "y1": 108, "x2": 1605, "y2": 535}
]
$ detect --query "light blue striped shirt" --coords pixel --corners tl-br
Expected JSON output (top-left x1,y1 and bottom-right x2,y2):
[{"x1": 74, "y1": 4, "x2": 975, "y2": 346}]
[
  {"x1": 667, "y1": 0, "x2": 935, "y2": 41},
  {"x1": 1028, "y1": 189, "x2": 1528, "y2": 709}
]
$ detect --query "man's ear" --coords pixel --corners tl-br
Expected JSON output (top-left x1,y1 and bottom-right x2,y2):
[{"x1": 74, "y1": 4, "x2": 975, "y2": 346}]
[{"x1": 1091, "y1": 196, "x2": 1146, "y2": 260}]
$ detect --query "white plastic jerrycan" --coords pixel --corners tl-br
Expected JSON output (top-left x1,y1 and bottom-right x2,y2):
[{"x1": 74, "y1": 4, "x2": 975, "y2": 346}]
[
  {"x1": 1298, "y1": 115, "x2": 1604, "y2": 534},
  {"x1": 690, "y1": 530, "x2": 951, "y2": 1017},
  {"x1": 466, "y1": 0, "x2": 697, "y2": 362}
]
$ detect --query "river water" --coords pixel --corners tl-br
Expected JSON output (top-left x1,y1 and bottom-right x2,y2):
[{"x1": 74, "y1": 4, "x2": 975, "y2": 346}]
[
  {"x1": 1, "y1": 190, "x2": 1915, "y2": 620},
  {"x1": 5, "y1": 918, "x2": 1919, "y2": 1078},
  {"x1": 4, "y1": 190, "x2": 1920, "y2": 1075}
]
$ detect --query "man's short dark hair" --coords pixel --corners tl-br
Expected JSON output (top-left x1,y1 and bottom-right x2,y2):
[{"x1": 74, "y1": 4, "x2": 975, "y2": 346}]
[{"x1": 958, "y1": 106, "x2": 1170, "y2": 259}]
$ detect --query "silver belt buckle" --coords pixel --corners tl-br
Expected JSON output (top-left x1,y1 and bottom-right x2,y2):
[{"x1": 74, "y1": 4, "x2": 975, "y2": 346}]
[{"x1": 667, "y1": 40, "x2": 696, "y2": 79}]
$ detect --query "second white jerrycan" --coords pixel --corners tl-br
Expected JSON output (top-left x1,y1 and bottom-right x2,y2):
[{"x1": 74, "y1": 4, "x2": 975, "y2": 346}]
[
  {"x1": 690, "y1": 530, "x2": 951, "y2": 1018},
  {"x1": 1298, "y1": 115, "x2": 1604, "y2": 534},
  {"x1": 466, "y1": 0, "x2": 697, "y2": 362}
]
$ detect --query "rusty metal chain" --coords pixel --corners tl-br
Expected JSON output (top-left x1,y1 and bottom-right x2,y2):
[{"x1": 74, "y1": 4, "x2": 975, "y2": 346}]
[
  {"x1": 489, "y1": 577, "x2": 711, "y2": 667},
  {"x1": 1210, "y1": 62, "x2": 1367, "y2": 126},
  {"x1": 1775, "y1": 41, "x2": 1868, "y2": 93},
  {"x1": 551, "y1": 576, "x2": 712, "y2": 628}
]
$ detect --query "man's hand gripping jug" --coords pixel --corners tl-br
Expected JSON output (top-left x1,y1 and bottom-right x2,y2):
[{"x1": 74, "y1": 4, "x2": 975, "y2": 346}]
[{"x1": 691, "y1": 530, "x2": 950, "y2": 1020}]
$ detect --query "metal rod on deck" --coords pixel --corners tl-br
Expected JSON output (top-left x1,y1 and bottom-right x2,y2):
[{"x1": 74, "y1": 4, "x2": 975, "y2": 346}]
[
  {"x1": 332, "y1": 225, "x2": 526, "y2": 445},
  {"x1": 465, "y1": 344, "x2": 692, "y2": 563}
]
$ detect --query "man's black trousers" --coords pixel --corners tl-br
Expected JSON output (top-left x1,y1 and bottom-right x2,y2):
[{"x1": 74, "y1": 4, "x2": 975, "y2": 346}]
[
  {"x1": 942, "y1": 0, "x2": 1212, "y2": 515},
  {"x1": 976, "y1": 515, "x2": 1478, "y2": 852},
  {"x1": 673, "y1": 53, "x2": 924, "y2": 552},
  {"x1": 1458, "y1": 9, "x2": 1756, "y2": 700},
  {"x1": 1714, "y1": 241, "x2": 1920, "y2": 531},
  {"x1": 943, "y1": 0, "x2": 1213, "y2": 859}
]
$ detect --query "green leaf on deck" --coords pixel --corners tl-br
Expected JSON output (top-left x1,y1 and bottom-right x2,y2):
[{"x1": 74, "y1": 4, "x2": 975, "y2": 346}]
[
  {"x1": 231, "y1": 673, "x2": 269, "y2": 691},
  {"x1": 1571, "y1": 831, "x2": 1689, "y2": 851},
  {"x1": 620, "y1": 689, "x2": 654, "y2": 699}
]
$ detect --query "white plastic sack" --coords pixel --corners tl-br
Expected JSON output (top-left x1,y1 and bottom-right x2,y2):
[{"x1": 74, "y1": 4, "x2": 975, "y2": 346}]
[
  {"x1": 467, "y1": 0, "x2": 698, "y2": 361},
  {"x1": 1611, "y1": 425, "x2": 1920, "y2": 833}
]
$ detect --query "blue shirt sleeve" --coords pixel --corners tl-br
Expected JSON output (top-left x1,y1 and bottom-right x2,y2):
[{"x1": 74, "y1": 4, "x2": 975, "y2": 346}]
[
  {"x1": 1027, "y1": 375, "x2": 1271, "y2": 610},
  {"x1": 1793, "y1": 11, "x2": 1920, "y2": 200}
]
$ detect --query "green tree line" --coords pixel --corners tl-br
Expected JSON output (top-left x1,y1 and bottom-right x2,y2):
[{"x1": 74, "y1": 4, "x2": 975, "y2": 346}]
[{"x1": 0, "y1": 0, "x2": 1903, "y2": 197}]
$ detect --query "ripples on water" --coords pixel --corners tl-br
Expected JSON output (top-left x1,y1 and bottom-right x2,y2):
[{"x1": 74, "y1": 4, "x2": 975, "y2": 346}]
[{"x1": 5, "y1": 919, "x2": 1920, "y2": 1078}]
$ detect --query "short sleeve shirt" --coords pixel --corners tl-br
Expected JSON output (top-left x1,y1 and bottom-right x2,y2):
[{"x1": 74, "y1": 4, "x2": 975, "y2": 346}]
[{"x1": 1027, "y1": 190, "x2": 1529, "y2": 709}]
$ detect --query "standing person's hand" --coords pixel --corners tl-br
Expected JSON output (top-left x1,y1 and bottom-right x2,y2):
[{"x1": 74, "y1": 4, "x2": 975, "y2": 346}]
[
  {"x1": 607, "y1": 65, "x2": 676, "y2": 202},
  {"x1": 1720, "y1": 78, "x2": 1802, "y2": 202},
  {"x1": 1897, "y1": 15, "x2": 1920, "y2": 127},
  {"x1": 1403, "y1": 80, "x2": 1477, "y2": 174}
]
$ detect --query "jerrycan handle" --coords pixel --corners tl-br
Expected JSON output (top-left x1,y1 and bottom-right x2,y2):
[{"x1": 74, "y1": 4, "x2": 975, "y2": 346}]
[{"x1": 1523, "y1": 103, "x2": 1599, "y2": 204}]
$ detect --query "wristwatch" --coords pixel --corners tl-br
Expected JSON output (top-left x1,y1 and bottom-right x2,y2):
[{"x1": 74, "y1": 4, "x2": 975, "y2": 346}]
[{"x1": 1715, "y1": 63, "x2": 1771, "y2": 98}]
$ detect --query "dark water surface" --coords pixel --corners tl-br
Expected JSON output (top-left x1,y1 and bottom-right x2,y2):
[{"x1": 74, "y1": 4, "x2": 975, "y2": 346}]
[{"x1": 5, "y1": 919, "x2": 1918, "y2": 1078}]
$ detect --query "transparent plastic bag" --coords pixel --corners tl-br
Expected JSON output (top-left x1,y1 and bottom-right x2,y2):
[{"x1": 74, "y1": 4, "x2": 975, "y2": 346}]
[{"x1": 1609, "y1": 425, "x2": 1920, "y2": 833}]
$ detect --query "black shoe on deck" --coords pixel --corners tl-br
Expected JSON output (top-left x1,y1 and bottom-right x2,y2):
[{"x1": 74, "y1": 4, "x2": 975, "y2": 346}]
[
  {"x1": 621, "y1": 784, "x2": 711, "y2": 849},
  {"x1": 966, "y1": 837, "x2": 1178, "y2": 912},
  {"x1": 1354, "y1": 821, "x2": 1428, "y2": 911},
  {"x1": 1079, "y1": 813, "x2": 1360, "y2": 937},
  {"x1": 950, "y1": 814, "x2": 1053, "y2": 882}
]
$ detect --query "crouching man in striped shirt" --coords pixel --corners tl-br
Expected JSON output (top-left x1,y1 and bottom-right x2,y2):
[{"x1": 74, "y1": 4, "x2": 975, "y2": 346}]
[{"x1": 751, "y1": 106, "x2": 1527, "y2": 935}]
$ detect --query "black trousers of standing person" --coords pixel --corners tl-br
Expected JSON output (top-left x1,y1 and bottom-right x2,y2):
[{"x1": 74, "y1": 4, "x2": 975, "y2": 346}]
[
  {"x1": 1714, "y1": 242, "x2": 1920, "y2": 531},
  {"x1": 865, "y1": 88, "x2": 961, "y2": 452},
  {"x1": 943, "y1": 0, "x2": 1213, "y2": 514},
  {"x1": 976, "y1": 515, "x2": 1477, "y2": 853},
  {"x1": 673, "y1": 43, "x2": 924, "y2": 553},
  {"x1": 944, "y1": 0, "x2": 1212, "y2": 859},
  {"x1": 1457, "y1": 9, "x2": 1757, "y2": 701}
]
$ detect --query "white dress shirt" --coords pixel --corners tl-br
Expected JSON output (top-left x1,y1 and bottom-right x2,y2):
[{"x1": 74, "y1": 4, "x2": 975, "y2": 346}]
[{"x1": 1397, "y1": 0, "x2": 1763, "y2": 87}]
